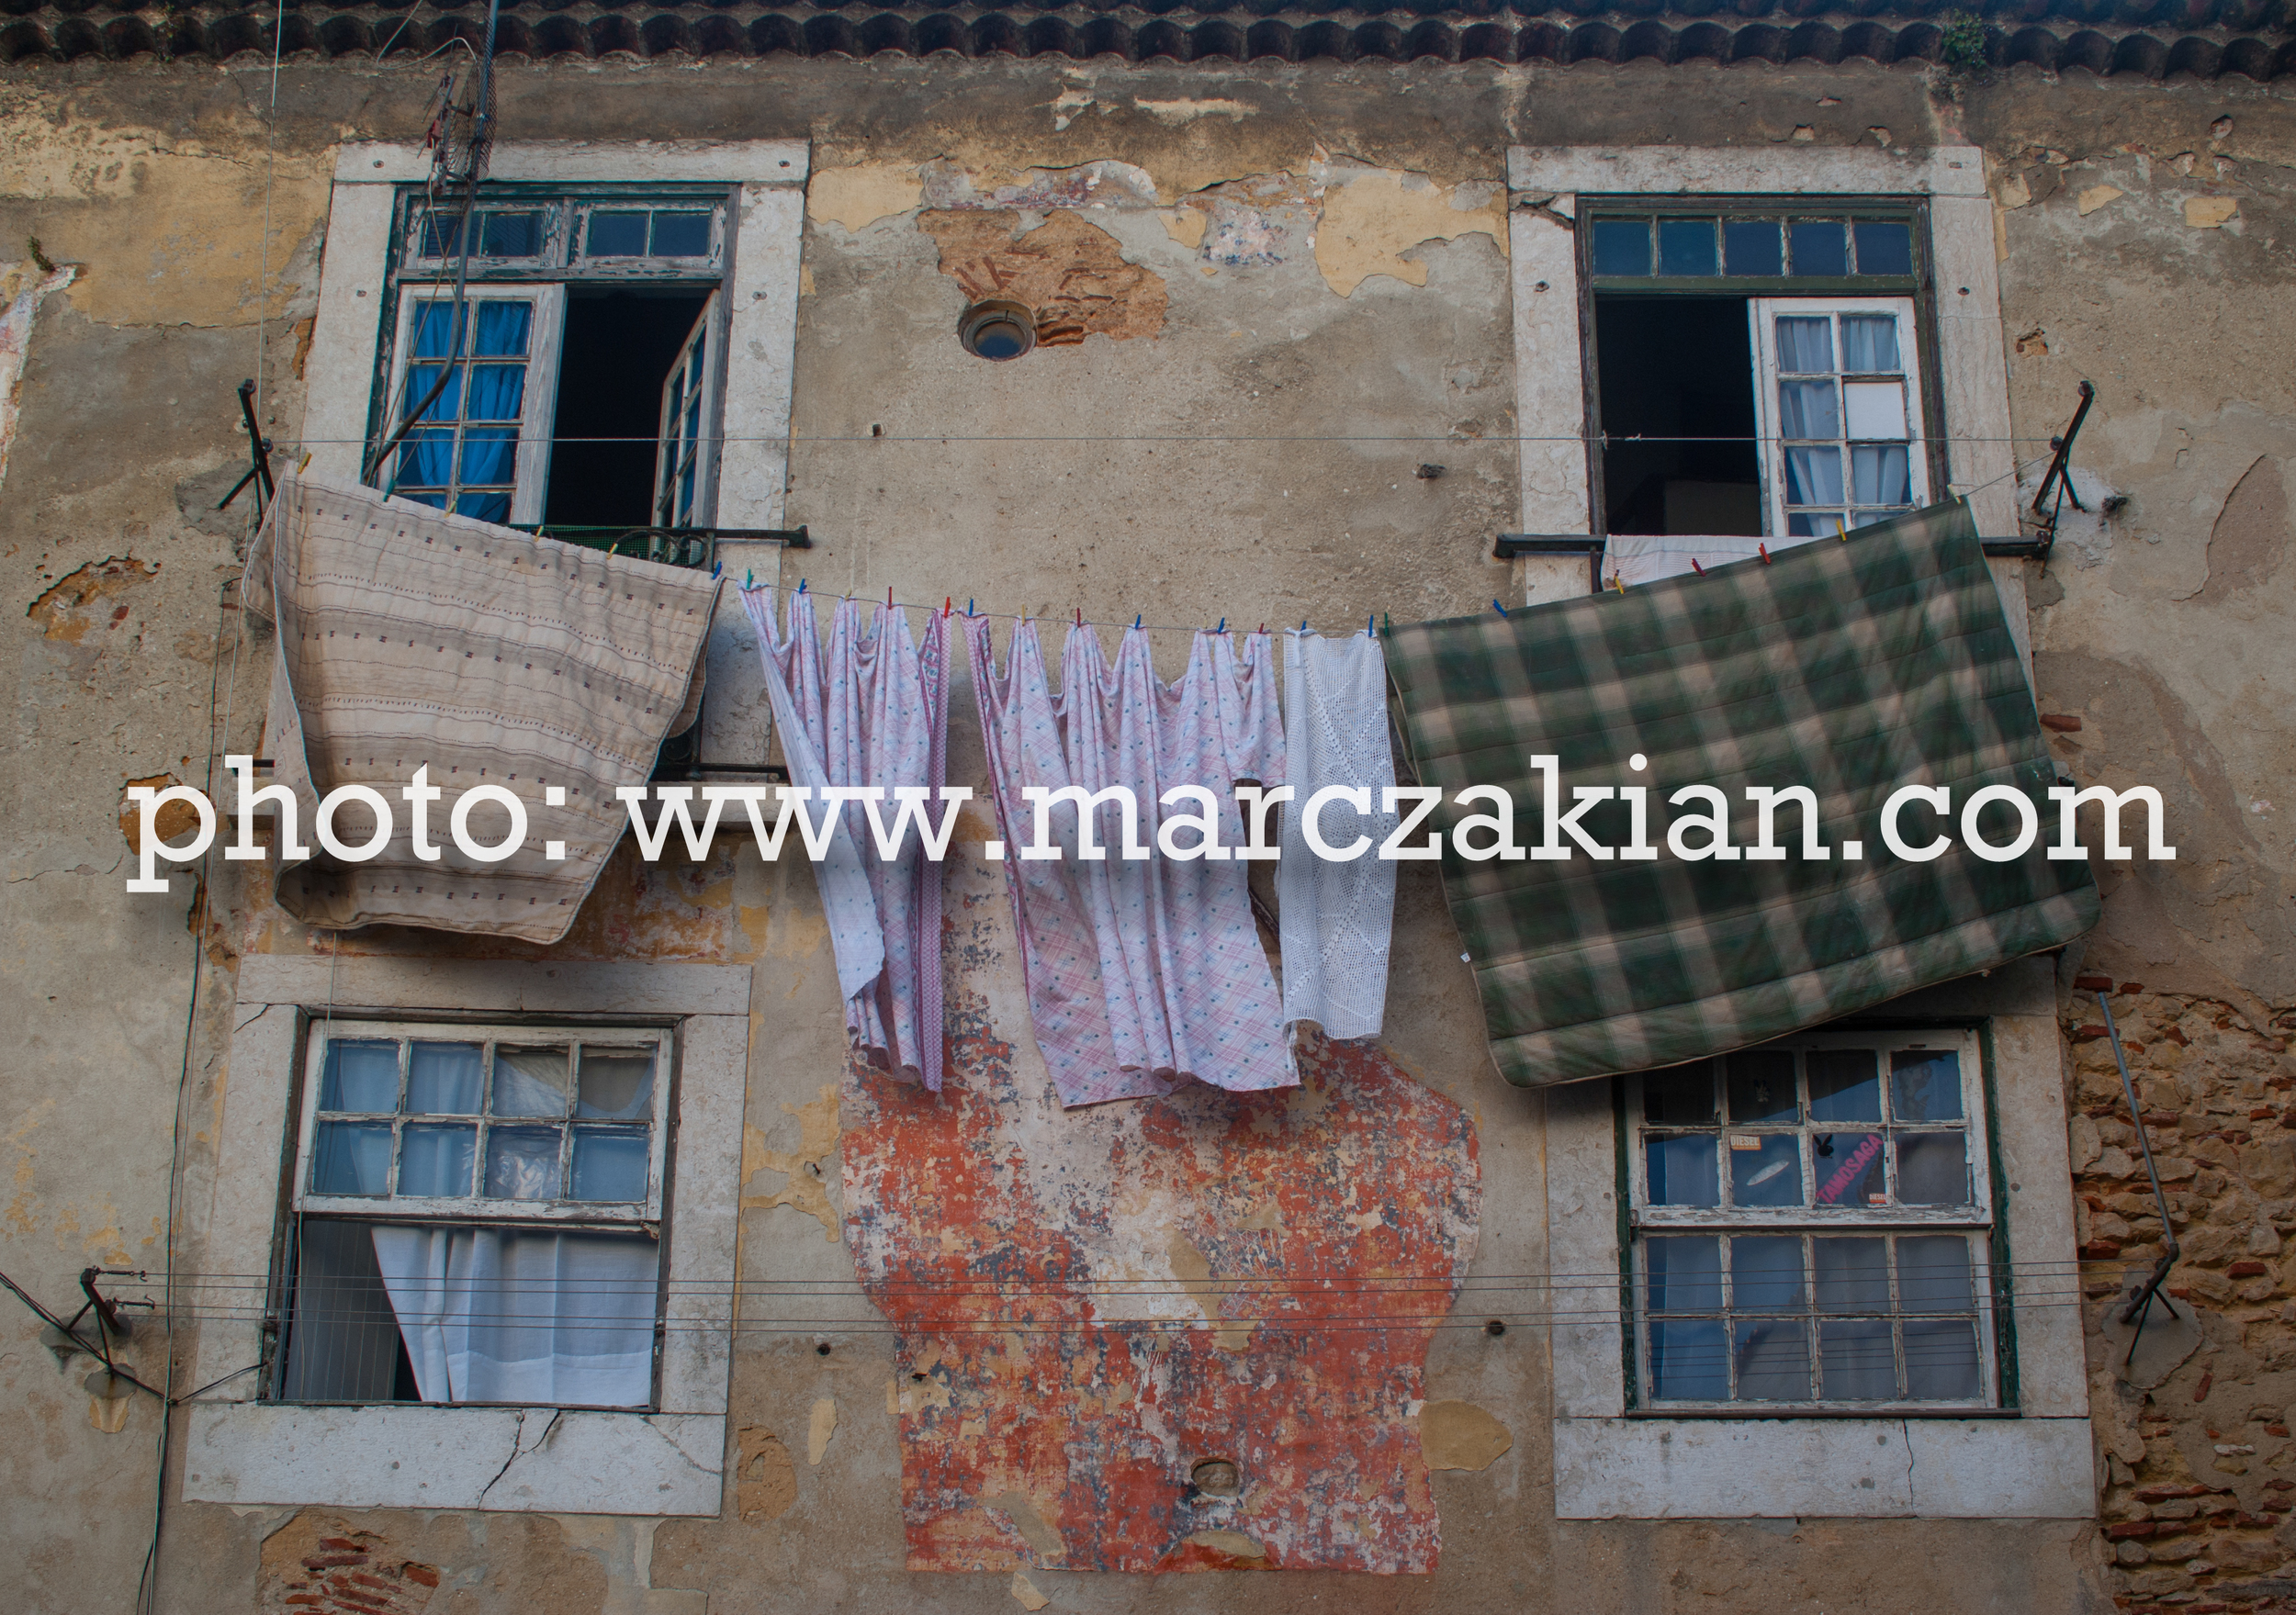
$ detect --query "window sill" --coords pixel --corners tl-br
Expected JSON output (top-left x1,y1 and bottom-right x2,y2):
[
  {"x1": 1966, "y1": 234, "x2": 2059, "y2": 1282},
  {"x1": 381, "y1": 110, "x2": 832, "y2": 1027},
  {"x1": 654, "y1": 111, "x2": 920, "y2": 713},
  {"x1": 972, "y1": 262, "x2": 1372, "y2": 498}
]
[
  {"x1": 183, "y1": 1403, "x2": 723, "y2": 1515},
  {"x1": 1553, "y1": 1413, "x2": 2093, "y2": 1519}
]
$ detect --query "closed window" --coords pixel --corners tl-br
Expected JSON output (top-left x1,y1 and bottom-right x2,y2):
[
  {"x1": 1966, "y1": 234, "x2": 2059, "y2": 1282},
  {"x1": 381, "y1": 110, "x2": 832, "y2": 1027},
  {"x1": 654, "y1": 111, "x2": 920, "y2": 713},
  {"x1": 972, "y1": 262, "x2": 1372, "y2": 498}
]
[
  {"x1": 277, "y1": 1020, "x2": 673, "y2": 1409},
  {"x1": 1626, "y1": 1028, "x2": 1998, "y2": 1410}
]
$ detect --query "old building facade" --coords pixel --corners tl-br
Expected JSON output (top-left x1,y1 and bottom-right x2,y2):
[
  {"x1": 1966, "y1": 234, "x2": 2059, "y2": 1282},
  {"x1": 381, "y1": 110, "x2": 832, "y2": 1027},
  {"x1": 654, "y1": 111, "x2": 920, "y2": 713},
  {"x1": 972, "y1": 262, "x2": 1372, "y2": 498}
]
[{"x1": 0, "y1": 6, "x2": 2290, "y2": 1611}]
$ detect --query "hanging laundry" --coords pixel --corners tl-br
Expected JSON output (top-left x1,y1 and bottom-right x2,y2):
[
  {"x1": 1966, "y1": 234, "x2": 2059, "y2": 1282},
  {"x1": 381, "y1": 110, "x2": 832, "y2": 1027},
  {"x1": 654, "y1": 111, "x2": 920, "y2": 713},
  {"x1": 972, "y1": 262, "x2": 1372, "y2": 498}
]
[
  {"x1": 1604, "y1": 530, "x2": 1832, "y2": 589},
  {"x1": 965, "y1": 618, "x2": 1292, "y2": 1108},
  {"x1": 743, "y1": 587, "x2": 951, "y2": 1092},
  {"x1": 1277, "y1": 630, "x2": 1400, "y2": 1041}
]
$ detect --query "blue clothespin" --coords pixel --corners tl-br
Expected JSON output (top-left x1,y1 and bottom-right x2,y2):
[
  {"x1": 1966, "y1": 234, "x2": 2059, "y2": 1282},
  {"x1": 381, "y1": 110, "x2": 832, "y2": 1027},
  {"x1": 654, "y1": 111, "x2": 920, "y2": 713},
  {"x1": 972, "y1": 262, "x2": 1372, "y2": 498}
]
[
  {"x1": 1367, "y1": 612, "x2": 1375, "y2": 638},
  {"x1": 798, "y1": 578, "x2": 808, "y2": 593},
  {"x1": 1300, "y1": 619, "x2": 1310, "y2": 633},
  {"x1": 711, "y1": 561, "x2": 722, "y2": 578},
  {"x1": 1492, "y1": 599, "x2": 1509, "y2": 619},
  {"x1": 1134, "y1": 613, "x2": 1142, "y2": 630},
  {"x1": 1215, "y1": 617, "x2": 1225, "y2": 634},
  {"x1": 967, "y1": 599, "x2": 974, "y2": 617}
]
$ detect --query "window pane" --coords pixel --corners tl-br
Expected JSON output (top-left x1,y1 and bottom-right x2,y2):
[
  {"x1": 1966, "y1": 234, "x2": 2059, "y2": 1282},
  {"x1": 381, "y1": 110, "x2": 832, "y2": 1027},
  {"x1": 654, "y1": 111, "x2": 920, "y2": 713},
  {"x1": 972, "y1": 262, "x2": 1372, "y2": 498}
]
[
  {"x1": 1732, "y1": 1318, "x2": 1811, "y2": 1401},
  {"x1": 1642, "y1": 1062, "x2": 1716, "y2": 1126},
  {"x1": 1647, "y1": 1234, "x2": 1723, "y2": 1311},
  {"x1": 398, "y1": 1123, "x2": 477, "y2": 1196},
  {"x1": 1591, "y1": 219, "x2": 1651, "y2": 277},
  {"x1": 1647, "y1": 1134, "x2": 1719, "y2": 1206},
  {"x1": 458, "y1": 426, "x2": 520, "y2": 488},
  {"x1": 455, "y1": 491, "x2": 512, "y2": 523},
  {"x1": 471, "y1": 301, "x2": 533, "y2": 359},
  {"x1": 417, "y1": 210, "x2": 463, "y2": 259},
  {"x1": 1731, "y1": 1235, "x2": 1805, "y2": 1310},
  {"x1": 321, "y1": 1040, "x2": 400, "y2": 1113},
  {"x1": 650, "y1": 211, "x2": 712, "y2": 257},
  {"x1": 1853, "y1": 220, "x2": 1913, "y2": 276},
  {"x1": 1903, "y1": 1318, "x2": 1981, "y2": 1399},
  {"x1": 1819, "y1": 1318, "x2": 1896, "y2": 1398},
  {"x1": 570, "y1": 1128, "x2": 651, "y2": 1202},
  {"x1": 1813, "y1": 1236, "x2": 1889, "y2": 1312},
  {"x1": 1789, "y1": 220, "x2": 1848, "y2": 275},
  {"x1": 407, "y1": 1042, "x2": 484, "y2": 1115},
  {"x1": 405, "y1": 364, "x2": 462, "y2": 425},
  {"x1": 1657, "y1": 219, "x2": 1717, "y2": 276},
  {"x1": 1730, "y1": 1134, "x2": 1804, "y2": 1206},
  {"x1": 411, "y1": 302, "x2": 467, "y2": 361},
  {"x1": 1898, "y1": 1235, "x2": 1976, "y2": 1313},
  {"x1": 1787, "y1": 510, "x2": 1848, "y2": 539},
  {"x1": 1784, "y1": 446, "x2": 1844, "y2": 507},
  {"x1": 311, "y1": 1120, "x2": 393, "y2": 1196},
  {"x1": 464, "y1": 363, "x2": 526, "y2": 422},
  {"x1": 1851, "y1": 444, "x2": 1912, "y2": 505},
  {"x1": 1774, "y1": 315, "x2": 1832, "y2": 372},
  {"x1": 1813, "y1": 1130, "x2": 1885, "y2": 1206},
  {"x1": 479, "y1": 210, "x2": 542, "y2": 258},
  {"x1": 485, "y1": 1125, "x2": 563, "y2": 1199},
  {"x1": 1726, "y1": 1050, "x2": 1796, "y2": 1124},
  {"x1": 579, "y1": 1049, "x2": 658, "y2": 1120},
  {"x1": 588, "y1": 210, "x2": 648, "y2": 256},
  {"x1": 1840, "y1": 314, "x2": 1901, "y2": 372},
  {"x1": 494, "y1": 1046, "x2": 571, "y2": 1116},
  {"x1": 1844, "y1": 382, "x2": 1908, "y2": 442},
  {"x1": 1891, "y1": 1050, "x2": 1964, "y2": 1121},
  {"x1": 1807, "y1": 1049, "x2": 1880, "y2": 1122},
  {"x1": 1777, "y1": 380, "x2": 1840, "y2": 441},
  {"x1": 1649, "y1": 1318, "x2": 1728, "y2": 1401},
  {"x1": 1724, "y1": 219, "x2": 1782, "y2": 276},
  {"x1": 1894, "y1": 1132, "x2": 1971, "y2": 1206}
]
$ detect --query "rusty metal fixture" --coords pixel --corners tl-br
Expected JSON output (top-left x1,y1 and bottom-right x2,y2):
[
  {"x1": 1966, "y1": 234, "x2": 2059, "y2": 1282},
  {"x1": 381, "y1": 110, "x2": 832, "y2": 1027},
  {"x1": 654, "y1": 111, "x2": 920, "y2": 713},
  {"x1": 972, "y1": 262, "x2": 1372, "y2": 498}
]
[{"x1": 959, "y1": 299, "x2": 1036, "y2": 362}]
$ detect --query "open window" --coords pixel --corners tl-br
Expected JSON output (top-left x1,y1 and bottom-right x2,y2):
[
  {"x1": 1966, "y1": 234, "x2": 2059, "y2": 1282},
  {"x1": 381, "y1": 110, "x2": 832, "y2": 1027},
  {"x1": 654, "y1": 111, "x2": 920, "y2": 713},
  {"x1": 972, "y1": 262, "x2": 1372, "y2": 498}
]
[
  {"x1": 275, "y1": 1020, "x2": 674, "y2": 1410},
  {"x1": 1583, "y1": 207, "x2": 1939, "y2": 544},
  {"x1": 373, "y1": 188, "x2": 734, "y2": 534}
]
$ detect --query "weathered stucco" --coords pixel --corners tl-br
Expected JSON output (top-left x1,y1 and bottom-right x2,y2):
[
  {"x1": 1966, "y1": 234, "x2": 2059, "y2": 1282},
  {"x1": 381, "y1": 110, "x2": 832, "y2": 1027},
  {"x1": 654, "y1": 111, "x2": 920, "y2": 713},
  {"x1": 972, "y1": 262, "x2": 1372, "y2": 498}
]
[{"x1": 0, "y1": 44, "x2": 2287, "y2": 1615}]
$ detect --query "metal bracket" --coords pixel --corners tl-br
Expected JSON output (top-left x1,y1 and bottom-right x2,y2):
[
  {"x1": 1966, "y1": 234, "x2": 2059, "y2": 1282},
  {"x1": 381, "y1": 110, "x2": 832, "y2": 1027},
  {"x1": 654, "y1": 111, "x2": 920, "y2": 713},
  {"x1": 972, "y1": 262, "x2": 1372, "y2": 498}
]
[{"x1": 215, "y1": 378, "x2": 276, "y2": 516}]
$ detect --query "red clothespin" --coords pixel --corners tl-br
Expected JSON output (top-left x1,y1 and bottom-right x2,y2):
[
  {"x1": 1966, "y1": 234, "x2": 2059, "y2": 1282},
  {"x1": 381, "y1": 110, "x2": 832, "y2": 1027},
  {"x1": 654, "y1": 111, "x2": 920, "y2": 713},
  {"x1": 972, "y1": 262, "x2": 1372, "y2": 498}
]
[
  {"x1": 944, "y1": 596, "x2": 952, "y2": 616},
  {"x1": 888, "y1": 586, "x2": 895, "y2": 609},
  {"x1": 1690, "y1": 558, "x2": 1705, "y2": 577},
  {"x1": 1759, "y1": 544, "x2": 1773, "y2": 565},
  {"x1": 1075, "y1": 607, "x2": 1084, "y2": 629}
]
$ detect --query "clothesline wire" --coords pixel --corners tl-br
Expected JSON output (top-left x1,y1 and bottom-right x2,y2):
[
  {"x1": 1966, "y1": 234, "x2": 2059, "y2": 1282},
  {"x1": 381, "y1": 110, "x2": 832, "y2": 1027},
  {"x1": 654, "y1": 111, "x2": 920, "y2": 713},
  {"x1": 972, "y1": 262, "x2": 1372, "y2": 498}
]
[{"x1": 324, "y1": 431, "x2": 2092, "y2": 447}]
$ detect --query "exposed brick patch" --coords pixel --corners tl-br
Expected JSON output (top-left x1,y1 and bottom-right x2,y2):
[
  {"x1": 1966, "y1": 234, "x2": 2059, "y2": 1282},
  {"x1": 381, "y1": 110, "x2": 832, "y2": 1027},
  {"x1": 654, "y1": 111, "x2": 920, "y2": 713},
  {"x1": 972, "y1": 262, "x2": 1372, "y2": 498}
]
[{"x1": 256, "y1": 1519, "x2": 441, "y2": 1615}]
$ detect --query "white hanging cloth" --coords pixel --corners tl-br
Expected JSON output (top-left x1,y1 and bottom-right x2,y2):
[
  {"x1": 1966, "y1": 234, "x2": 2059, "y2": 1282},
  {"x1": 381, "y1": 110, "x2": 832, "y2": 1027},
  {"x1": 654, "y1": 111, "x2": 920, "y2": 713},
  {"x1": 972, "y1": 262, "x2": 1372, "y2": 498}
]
[
  {"x1": 369, "y1": 1226, "x2": 658, "y2": 1407},
  {"x1": 965, "y1": 617, "x2": 1291, "y2": 1108},
  {"x1": 1603, "y1": 531, "x2": 1826, "y2": 588},
  {"x1": 741, "y1": 587, "x2": 951, "y2": 1091},
  {"x1": 1277, "y1": 630, "x2": 1399, "y2": 1040}
]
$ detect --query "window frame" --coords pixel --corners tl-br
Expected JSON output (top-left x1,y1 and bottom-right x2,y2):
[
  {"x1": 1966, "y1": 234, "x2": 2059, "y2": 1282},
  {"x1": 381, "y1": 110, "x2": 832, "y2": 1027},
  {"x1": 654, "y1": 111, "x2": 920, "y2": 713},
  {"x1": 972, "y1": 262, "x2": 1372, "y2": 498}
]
[
  {"x1": 1621, "y1": 1026, "x2": 2003, "y2": 1417},
  {"x1": 365, "y1": 180, "x2": 741, "y2": 532},
  {"x1": 1571, "y1": 194, "x2": 1951, "y2": 547},
  {"x1": 291, "y1": 1016, "x2": 676, "y2": 1226}
]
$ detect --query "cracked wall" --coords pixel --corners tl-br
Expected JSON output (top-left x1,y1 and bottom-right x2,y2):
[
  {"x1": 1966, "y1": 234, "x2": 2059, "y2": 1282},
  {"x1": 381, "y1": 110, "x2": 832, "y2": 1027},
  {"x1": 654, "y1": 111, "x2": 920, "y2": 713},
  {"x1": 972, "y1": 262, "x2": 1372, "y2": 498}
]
[{"x1": 0, "y1": 45, "x2": 2285, "y2": 1615}]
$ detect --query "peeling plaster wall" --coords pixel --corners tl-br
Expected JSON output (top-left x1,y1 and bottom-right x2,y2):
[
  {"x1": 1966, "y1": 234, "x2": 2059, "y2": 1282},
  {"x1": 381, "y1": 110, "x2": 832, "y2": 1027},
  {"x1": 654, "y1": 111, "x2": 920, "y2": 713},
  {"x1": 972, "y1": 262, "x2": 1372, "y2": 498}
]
[{"x1": 0, "y1": 49, "x2": 2284, "y2": 1615}]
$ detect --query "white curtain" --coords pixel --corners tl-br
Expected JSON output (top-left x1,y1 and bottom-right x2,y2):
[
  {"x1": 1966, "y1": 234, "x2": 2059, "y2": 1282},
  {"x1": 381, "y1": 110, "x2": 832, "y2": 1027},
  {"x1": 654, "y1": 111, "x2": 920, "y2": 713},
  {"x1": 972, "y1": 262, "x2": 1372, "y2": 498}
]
[{"x1": 370, "y1": 1226, "x2": 659, "y2": 1408}]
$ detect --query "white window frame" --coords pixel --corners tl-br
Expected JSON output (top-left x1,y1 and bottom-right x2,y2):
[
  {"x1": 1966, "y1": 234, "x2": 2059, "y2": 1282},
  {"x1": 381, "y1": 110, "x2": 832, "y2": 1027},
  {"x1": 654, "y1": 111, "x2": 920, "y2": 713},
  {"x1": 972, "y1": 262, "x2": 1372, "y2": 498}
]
[
  {"x1": 378, "y1": 283, "x2": 567, "y2": 526},
  {"x1": 1748, "y1": 296, "x2": 1931, "y2": 542},
  {"x1": 183, "y1": 958, "x2": 751, "y2": 1516},
  {"x1": 1538, "y1": 960, "x2": 2092, "y2": 1520},
  {"x1": 1625, "y1": 1027, "x2": 2000, "y2": 1414},
  {"x1": 293, "y1": 1018, "x2": 671, "y2": 1223},
  {"x1": 653, "y1": 291, "x2": 723, "y2": 529}
]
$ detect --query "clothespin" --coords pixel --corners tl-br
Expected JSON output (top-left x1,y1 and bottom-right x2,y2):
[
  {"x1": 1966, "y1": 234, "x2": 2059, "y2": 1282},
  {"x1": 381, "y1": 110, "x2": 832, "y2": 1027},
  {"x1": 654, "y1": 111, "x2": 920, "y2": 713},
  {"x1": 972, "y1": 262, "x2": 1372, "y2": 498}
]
[
  {"x1": 1367, "y1": 613, "x2": 1375, "y2": 638},
  {"x1": 944, "y1": 597, "x2": 952, "y2": 616},
  {"x1": 1216, "y1": 617, "x2": 1225, "y2": 634},
  {"x1": 887, "y1": 586, "x2": 895, "y2": 609},
  {"x1": 1689, "y1": 559, "x2": 1705, "y2": 577},
  {"x1": 1075, "y1": 608, "x2": 1084, "y2": 629},
  {"x1": 1759, "y1": 544, "x2": 1772, "y2": 565},
  {"x1": 1837, "y1": 520, "x2": 1851, "y2": 543},
  {"x1": 1257, "y1": 622, "x2": 1266, "y2": 634},
  {"x1": 712, "y1": 561, "x2": 723, "y2": 578},
  {"x1": 1612, "y1": 572, "x2": 1627, "y2": 595},
  {"x1": 967, "y1": 599, "x2": 975, "y2": 617},
  {"x1": 1134, "y1": 613, "x2": 1142, "y2": 630},
  {"x1": 1492, "y1": 599, "x2": 1508, "y2": 619},
  {"x1": 798, "y1": 578, "x2": 808, "y2": 593},
  {"x1": 1383, "y1": 612, "x2": 1392, "y2": 636},
  {"x1": 1300, "y1": 619, "x2": 1310, "y2": 633}
]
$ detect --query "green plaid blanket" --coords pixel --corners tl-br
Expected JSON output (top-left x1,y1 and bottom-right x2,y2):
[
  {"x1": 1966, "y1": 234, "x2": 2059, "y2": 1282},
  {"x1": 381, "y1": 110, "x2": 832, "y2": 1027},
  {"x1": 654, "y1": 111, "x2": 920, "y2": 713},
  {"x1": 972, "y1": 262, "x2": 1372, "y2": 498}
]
[{"x1": 1385, "y1": 501, "x2": 2099, "y2": 1088}]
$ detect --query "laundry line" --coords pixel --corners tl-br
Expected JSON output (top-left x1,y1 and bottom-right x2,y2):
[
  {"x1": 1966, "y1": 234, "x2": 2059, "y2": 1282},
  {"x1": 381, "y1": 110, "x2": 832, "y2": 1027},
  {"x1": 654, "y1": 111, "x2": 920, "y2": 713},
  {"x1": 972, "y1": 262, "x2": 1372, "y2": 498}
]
[{"x1": 753, "y1": 578, "x2": 1385, "y2": 646}]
